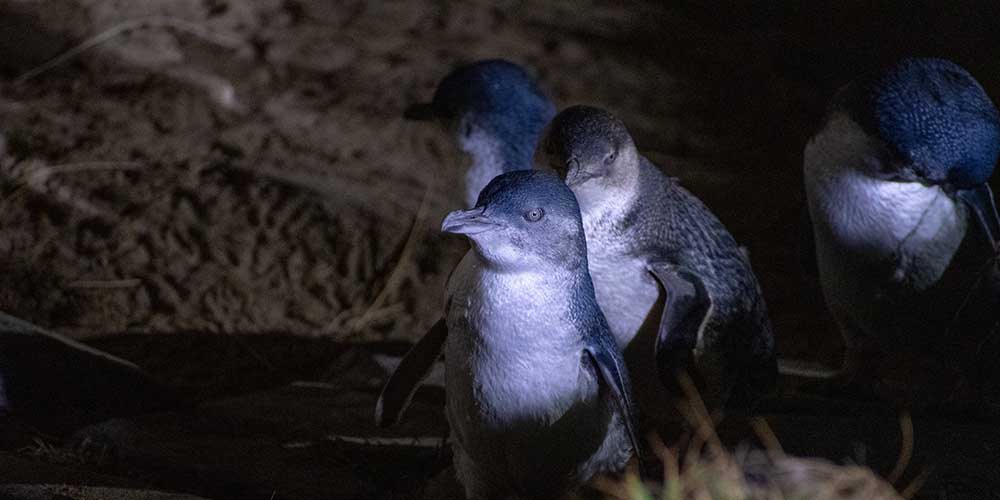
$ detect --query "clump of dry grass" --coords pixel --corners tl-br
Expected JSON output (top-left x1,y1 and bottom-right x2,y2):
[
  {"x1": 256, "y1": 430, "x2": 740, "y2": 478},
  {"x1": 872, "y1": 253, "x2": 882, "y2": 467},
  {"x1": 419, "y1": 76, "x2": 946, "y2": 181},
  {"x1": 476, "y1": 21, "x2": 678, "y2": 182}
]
[
  {"x1": 595, "y1": 442, "x2": 905, "y2": 500},
  {"x1": 592, "y1": 376, "x2": 913, "y2": 500},
  {"x1": 18, "y1": 438, "x2": 86, "y2": 466}
]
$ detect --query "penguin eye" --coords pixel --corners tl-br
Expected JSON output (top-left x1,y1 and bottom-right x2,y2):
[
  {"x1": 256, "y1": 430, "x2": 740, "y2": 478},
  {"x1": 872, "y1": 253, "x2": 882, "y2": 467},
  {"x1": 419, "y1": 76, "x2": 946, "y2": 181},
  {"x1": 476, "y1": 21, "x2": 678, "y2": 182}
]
[
  {"x1": 604, "y1": 151, "x2": 616, "y2": 165},
  {"x1": 524, "y1": 208, "x2": 545, "y2": 222}
]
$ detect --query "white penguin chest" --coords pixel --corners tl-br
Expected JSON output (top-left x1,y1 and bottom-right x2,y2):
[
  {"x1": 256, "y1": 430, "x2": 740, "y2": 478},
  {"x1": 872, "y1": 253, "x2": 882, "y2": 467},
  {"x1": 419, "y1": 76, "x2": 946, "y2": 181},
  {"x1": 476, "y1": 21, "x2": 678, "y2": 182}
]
[
  {"x1": 584, "y1": 223, "x2": 658, "y2": 349},
  {"x1": 444, "y1": 255, "x2": 589, "y2": 427},
  {"x1": 806, "y1": 162, "x2": 967, "y2": 291},
  {"x1": 803, "y1": 116, "x2": 969, "y2": 292}
]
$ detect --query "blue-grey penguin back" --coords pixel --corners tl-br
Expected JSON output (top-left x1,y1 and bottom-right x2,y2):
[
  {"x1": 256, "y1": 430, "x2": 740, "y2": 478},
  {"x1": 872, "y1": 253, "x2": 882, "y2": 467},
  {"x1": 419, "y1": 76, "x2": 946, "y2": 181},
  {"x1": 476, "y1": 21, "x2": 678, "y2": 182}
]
[
  {"x1": 831, "y1": 58, "x2": 1000, "y2": 187},
  {"x1": 432, "y1": 60, "x2": 557, "y2": 171},
  {"x1": 634, "y1": 167, "x2": 777, "y2": 406}
]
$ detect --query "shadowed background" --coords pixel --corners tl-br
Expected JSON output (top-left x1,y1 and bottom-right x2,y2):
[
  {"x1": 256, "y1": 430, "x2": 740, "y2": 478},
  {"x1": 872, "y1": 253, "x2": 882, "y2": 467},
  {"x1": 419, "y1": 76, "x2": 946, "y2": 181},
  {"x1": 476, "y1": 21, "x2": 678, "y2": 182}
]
[{"x1": 4, "y1": 0, "x2": 1000, "y2": 364}]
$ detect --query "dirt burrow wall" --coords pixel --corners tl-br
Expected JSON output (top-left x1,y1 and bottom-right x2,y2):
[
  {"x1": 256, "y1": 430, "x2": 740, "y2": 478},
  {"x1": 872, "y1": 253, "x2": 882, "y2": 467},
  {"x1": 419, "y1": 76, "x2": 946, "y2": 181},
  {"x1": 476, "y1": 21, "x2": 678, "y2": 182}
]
[{"x1": 2, "y1": 0, "x2": 744, "y2": 344}]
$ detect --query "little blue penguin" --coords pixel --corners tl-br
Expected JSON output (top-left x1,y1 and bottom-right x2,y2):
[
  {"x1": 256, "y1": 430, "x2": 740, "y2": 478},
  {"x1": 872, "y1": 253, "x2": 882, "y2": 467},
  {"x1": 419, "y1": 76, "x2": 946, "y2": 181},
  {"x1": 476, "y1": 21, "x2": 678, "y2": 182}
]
[
  {"x1": 375, "y1": 170, "x2": 641, "y2": 500},
  {"x1": 534, "y1": 105, "x2": 777, "y2": 415},
  {"x1": 803, "y1": 57, "x2": 1000, "y2": 386},
  {"x1": 404, "y1": 59, "x2": 557, "y2": 207}
]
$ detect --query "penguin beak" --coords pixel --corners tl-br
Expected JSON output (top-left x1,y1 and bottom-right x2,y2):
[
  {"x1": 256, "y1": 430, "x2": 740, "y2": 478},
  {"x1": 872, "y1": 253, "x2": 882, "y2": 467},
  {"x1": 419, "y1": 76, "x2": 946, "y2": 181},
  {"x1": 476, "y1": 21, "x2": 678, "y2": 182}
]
[
  {"x1": 403, "y1": 102, "x2": 436, "y2": 121},
  {"x1": 956, "y1": 184, "x2": 1000, "y2": 248},
  {"x1": 442, "y1": 208, "x2": 501, "y2": 235},
  {"x1": 563, "y1": 157, "x2": 593, "y2": 187}
]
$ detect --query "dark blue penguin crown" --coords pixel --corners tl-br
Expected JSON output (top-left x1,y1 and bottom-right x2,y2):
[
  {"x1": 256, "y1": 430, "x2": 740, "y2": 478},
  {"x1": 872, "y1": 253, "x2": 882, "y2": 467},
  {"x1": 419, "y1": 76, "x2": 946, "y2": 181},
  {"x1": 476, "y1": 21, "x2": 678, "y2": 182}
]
[
  {"x1": 476, "y1": 170, "x2": 581, "y2": 221},
  {"x1": 432, "y1": 59, "x2": 557, "y2": 170},
  {"x1": 832, "y1": 58, "x2": 1000, "y2": 188}
]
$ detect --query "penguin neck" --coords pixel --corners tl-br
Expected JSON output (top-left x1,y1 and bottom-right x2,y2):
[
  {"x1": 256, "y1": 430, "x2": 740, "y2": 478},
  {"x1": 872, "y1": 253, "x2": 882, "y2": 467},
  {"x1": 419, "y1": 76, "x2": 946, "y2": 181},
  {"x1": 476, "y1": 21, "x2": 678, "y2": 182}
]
[
  {"x1": 459, "y1": 131, "x2": 532, "y2": 207},
  {"x1": 577, "y1": 156, "x2": 641, "y2": 231},
  {"x1": 477, "y1": 254, "x2": 589, "y2": 286}
]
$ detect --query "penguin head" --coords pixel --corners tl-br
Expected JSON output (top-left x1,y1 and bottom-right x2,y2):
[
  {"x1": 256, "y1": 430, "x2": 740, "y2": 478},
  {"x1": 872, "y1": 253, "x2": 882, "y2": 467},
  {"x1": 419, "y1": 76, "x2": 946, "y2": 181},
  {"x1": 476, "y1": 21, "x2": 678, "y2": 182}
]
[
  {"x1": 827, "y1": 57, "x2": 1000, "y2": 188},
  {"x1": 441, "y1": 170, "x2": 587, "y2": 272},
  {"x1": 535, "y1": 105, "x2": 639, "y2": 209},
  {"x1": 405, "y1": 59, "x2": 556, "y2": 170}
]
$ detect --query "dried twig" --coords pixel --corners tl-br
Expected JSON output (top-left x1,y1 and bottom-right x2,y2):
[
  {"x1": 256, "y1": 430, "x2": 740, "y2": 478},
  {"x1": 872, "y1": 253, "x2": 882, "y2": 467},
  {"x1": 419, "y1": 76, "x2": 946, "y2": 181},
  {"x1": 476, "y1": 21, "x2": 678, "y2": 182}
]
[
  {"x1": 677, "y1": 372, "x2": 724, "y2": 454},
  {"x1": 4, "y1": 160, "x2": 145, "y2": 219},
  {"x1": 31, "y1": 161, "x2": 145, "y2": 175},
  {"x1": 886, "y1": 412, "x2": 914, "y2": 486},
  {"x1": 750, "y1": 417, "x2": 785, "y2": 458},
  {"x1": 899, "y1": 466, "x2": 931, "y2": 500},
  {"x1": 324, "y1": 435, "x2": 446, "y2": 448},
  {"x1": 347, "y1": 171, "x2": 436, "y2": 336}
]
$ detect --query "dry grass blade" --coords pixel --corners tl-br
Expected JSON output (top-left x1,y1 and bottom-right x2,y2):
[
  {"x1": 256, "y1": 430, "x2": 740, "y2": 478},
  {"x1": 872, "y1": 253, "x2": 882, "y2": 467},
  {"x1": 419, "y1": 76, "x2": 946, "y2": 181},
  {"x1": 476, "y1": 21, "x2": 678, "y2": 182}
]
[
  {"x1": 676, "y1": 372, "x2": 724, "y2": 454},
  {"x1": 30, "y1": 161, "x2": 145, "y2": 176},
  {"x1": 18, "y1": 438, "x2": 85, "y2": 465},
  {"x1": 750, "y1": 417, "x2": 784, "y2": 458},
  {"x1": 600, "y1": 399, "x2": 908, "y2": 500},
  {"x1": 232, "y1": 164, "x2": 447, "y2": 228},
  {"x1": 323, "y1": 435, "x2": 445, "y2": 448},
  {"x1": 591, "y1": 474, "x2": 632, "y2": 500},
  {"x1": 886, "y1": 412, "x2": 913, "y2": 485},
  {"x1": 2, "y1": 160, "x2": 143, "y2": 219},
  {"x1": 649, "y1": 433, "x2": 682, "y2": 500},
  {"x1": 65, "y1": 279, "x2": 142, "y2": 289},
  {"x1": 346, "y1": 171, "x2": 436, "y2": 336},
  {"x1": 899, "y1": 466, "x2": 931, "y2": 500},
  {"x1": 15, "y1": 16, "x2": 248, "y2": 84}
]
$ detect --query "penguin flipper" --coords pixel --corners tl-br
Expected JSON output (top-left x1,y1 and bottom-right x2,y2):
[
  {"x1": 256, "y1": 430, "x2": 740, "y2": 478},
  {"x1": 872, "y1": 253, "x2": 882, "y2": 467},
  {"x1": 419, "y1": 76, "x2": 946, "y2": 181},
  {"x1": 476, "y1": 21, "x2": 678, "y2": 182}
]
[
  {"x1": 375, "y1": 317, "x2": 448, "y2": 428},
  {"x1": 583, "y1": 341, "x2": 643, "y2": 464},
  {"x1": 647, "y1": 264, "x2": 713, "y2": 393}
]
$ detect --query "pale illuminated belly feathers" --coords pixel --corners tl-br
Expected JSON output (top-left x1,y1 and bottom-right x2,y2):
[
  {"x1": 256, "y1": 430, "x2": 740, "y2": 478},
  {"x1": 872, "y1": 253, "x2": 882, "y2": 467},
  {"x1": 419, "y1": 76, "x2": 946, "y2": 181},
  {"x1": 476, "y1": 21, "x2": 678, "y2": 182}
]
[
  {"x1": 804, "y1": 117, "x2": 970, "y2": 342},
  {"x1": 442, "y1": 252, "x2": 627, "y2": 491}
]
